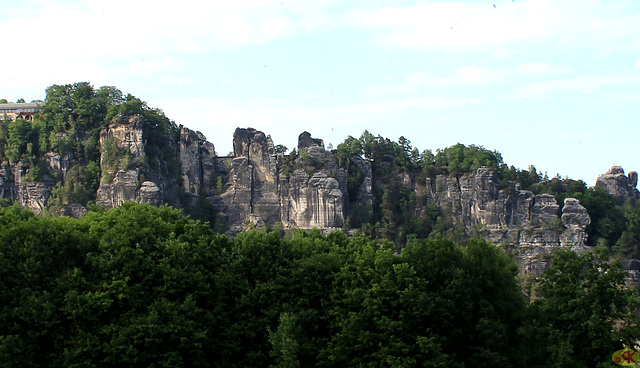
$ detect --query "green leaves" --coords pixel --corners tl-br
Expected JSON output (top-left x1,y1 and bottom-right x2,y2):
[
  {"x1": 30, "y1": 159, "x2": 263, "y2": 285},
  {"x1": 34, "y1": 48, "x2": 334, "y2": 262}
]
[
  {"x1": 530, "y1": 247, "x2": 640, "y2": 367},
  {"x1": 0, "y1": 204, "x2": 222, "y2": 367},
  {"x1": 318, "y1": 237, "x2": 526, "y2": 368},
  {"x1": 1, "y1": 203, "x2": 638, "y2": 367}
]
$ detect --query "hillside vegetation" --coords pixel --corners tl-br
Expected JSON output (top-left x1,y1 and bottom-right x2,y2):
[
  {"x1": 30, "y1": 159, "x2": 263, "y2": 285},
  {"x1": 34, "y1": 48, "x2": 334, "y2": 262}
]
[{"x1": 0, "y1": 203, "x2": 638, "y2": 367}]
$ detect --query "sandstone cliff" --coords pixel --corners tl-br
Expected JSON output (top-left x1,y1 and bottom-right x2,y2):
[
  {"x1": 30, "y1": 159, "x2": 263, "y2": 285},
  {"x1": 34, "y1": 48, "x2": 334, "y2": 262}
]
[
  {"x1": 595, "y1": 166, "x2": 639, "y2": 205},
  {"x1": 423, "y1": 168, "x2": 591, "y2": 275},
  {"x1": 95, "y1": 116, "x2": 182, "y2": 210},
  {"x1": 3, "y1": 121, "x2": 638, "y2": 277},
  {"x1": 220, "y1": 128, "x2": 352, "y2": 232},
  {"x1": 212, "y1": 128, "x2": 595, "y2": 276}
]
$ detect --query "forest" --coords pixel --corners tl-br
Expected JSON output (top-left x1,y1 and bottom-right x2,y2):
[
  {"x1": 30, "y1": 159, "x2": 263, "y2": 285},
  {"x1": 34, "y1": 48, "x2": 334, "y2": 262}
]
[{"x1": 0, "y1": 202, "x2": 638, "y2": 367}]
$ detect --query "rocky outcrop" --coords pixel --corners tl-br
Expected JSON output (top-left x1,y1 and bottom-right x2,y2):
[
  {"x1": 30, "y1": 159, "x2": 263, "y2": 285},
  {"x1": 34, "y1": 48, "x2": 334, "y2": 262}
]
[
  {"x1": 220, "y1": 129, "x2": 348, "y2": 232},
  {"x1": 0, "y1": 166, "x2": 15, "y2": 201},
  {"x1": 221, "y1": 128, "x2": 280, "y2": 231},
  {"x1": 180, "y1": 127, "x2": 203, "y2": 197},
  {"x1": 0, "y1": 161, "x2": 59, "y2": 215},
  {"x1": 595, "y1": 166, "x2": 639, "y2": 205},
  {"x1": 280, "y1": 171, "x2": 344, "y2": 229},
  {"x1": 515, "y1": 198, "x2": 591, "y2": 277},
  {"x1": 298, "y1": 131, "x2": 326, "y2": 158},
  {"x1": 43, "y1": 152, "x2": 72, "y2": 180},
  {"x1": 424, "y1": 167, "x2": 591, "y2": 276},
  {"x1": 561, "y1": 198, "x2": 591, "y2": 229},
  {"x1": 17, "y1": 181, "x2": 52, "y2": 216},
  {"x1": 1, "y1": 120, "x2": 634, "y2": 278},
  {"x1": 138, "y1": 181, "x2": 163, "y2": 207},
  {"x1": 96, "y1": 169, "x2": 140, "y2": 210},
  {"x1": 13, "y1": 162, "x2": 53, "y2": 216},
  {"x1": 89, "y1": 123, "x2": 595, "y2": 273},
  {"x1": 96, "y1": 117, "x2": 146, "y2": 210},
  {"x1": 351, "y1": 156, "x2": 373, "y2": 210},
  {"x1": 93, "y1": 117, "x2": 216, "y2": 212}
]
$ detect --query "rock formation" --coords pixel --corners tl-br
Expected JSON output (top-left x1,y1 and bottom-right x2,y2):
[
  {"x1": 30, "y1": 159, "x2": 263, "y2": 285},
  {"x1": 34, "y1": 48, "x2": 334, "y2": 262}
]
[
  {"x1": 424, "y1": 168, "x2": 591, "y2": 276},
  {"x1": 13, "y1": 162, "x2": 53, "y2": 216},
  {"x1": 220, "y1": 129, "x2": 348, "y2": 232},
  {"x1": 1, "y1": 121, "x2": 636, "y2": 277},
  {"x1": 595, "y1": 166, "x2": 639, "y2": 205}
]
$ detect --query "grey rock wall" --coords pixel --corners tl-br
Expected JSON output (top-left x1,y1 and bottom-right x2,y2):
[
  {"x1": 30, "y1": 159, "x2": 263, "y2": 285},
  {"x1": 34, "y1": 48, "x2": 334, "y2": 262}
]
[
  {"x1": 221, "y1": 129, "x2": 345, "y2": 231},
  {"x1": 2, "y1": 122, "x2": 638, "y2": 278},
  {"x1": 596, "y1": 166, "x2": 639, "y2": 205},
  {"x1": 424, "y1": 167, "x2": 591, "y2": 276}
]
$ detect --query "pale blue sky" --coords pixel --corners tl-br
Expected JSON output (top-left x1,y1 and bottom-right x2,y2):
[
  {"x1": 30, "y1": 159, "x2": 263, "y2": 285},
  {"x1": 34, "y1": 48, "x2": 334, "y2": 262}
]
[{"x1": 2, "y1": 0, "x2": 639, "y2": 185}]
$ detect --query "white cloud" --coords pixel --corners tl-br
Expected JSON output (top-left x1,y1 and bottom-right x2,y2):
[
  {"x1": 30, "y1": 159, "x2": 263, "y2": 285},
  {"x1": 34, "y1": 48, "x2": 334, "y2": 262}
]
[
  {"x1": 515, "y1": 63, "x2": 572, "y2": 76},
  {"x1": 365, "y1": 65, "x2": 506, "y2": 97},
  {"x1": 363, "y1": 85, "x2": 417, "y2": 96},
  {"x1": 513, "y1": 75, "x2": 640, "y2": 99},
  {"x1": 404, "y1": 72, "x2": 451, "y2": 88},
  {"x1": 409, "y1": 66, "x2": 505, "y2": 87},
  {"x1": 490, "y1": 48, "x2": 514, "y2": 60},
  {"x1": 352, "y1": 0, "x2": 555, "y2": 49},
  {"x1": 0, "y1": 0, "x2": 341, "y2": 92},
  {"x1": 351, "y1": 0, "x2": 640, "y2": 52},
  {"x1": 128, "y1": 58, "x2": 185, "y2": 77},
  {"x1": 456, "y1": 66, "x2": 505, "y2": 85}
]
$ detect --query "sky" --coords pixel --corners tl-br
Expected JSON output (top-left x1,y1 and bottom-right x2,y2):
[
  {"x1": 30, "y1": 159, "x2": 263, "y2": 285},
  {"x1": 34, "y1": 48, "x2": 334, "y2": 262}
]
[{"x1": 2, "y1": 0, "x2": 639, "y2": 186}]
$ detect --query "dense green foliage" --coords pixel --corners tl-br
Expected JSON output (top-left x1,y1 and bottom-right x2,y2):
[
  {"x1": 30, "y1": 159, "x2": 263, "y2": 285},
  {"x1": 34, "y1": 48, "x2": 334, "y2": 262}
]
[
  {"x1": 336, "y1": 131, "x2": 505, "y2": 181},
  {"x1": 0, "y1": 203, "x2": 637, "y2": 367},
  {"x1": 529, "y1": 247, "x2": 640, "y2": 367}
]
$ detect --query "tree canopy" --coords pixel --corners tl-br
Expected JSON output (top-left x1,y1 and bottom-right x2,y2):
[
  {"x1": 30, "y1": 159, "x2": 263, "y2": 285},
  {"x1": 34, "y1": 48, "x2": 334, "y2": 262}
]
[{"x1": 0, "y1": 203, "x2": 638, "y2": 367}]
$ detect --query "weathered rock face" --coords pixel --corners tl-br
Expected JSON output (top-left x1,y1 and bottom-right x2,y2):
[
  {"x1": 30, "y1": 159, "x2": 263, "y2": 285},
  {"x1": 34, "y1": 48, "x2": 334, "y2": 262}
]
[
  {"x1": 180, "y1": 127, "x2": 203, "y2": 197},
  {"x1": 96, "y1": 117, "x2": 146, "y2": 210},
  {"x1": 0, "y1": 166, "x2": 15, "y2": 201},
  {"x1": 424, "y1": 167, "x2": 591, "y2": 276},
  {"x1": 596, "y1": 166, "x2": 639, "y2": 205},
  {"x1": 101, "y1": 116, "x2": 145, "y2": 159},
  {"x1": 561, "y1": 198, "x2": 591, "y2": 229},
  {"x1": 0, "y1": 161, "x2": 54, "y2": 215},
  {"x1": 0, "y1": 122, "x2": 630, "y2": 277},
  {"x1": 138, "y1": 181, "x2": 163, "y2": 207},
  {"x1": 93, "y1": 117, "x2": 215, "y2": 212},
  {"x1": 220, "y1": 129, "x2": 348, "y2": 232},
  {"x1": 201, "y1": 141, "x2": 216, "y2": 194},
  {"x1": 96, "y1": 169, "x2": 140, "y2": 210},
  {"x1": 221, "y1": 128, "x2": 280, "y2": 231},
  {"x1": 17, "y1": 181, "x2": 52, "y2": 216},
  {"x1": 516, "y1": 198, "x2": 592, "y2": 277},
  {"x1": 298, "y1": 131, "x2": 326, "y2": 158},
  {"x1": 280, "y1": 171, "x2": 344, "y2": 229},
  {"x1": 13, "y1": 162, "x2": 54, "y2": 216},
  {"x1": 43, "y1": 152, "x2": 72, "y2": 180},
  {"x1": 351, "y1": 156, "x2": 373, "y2": 210}
]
